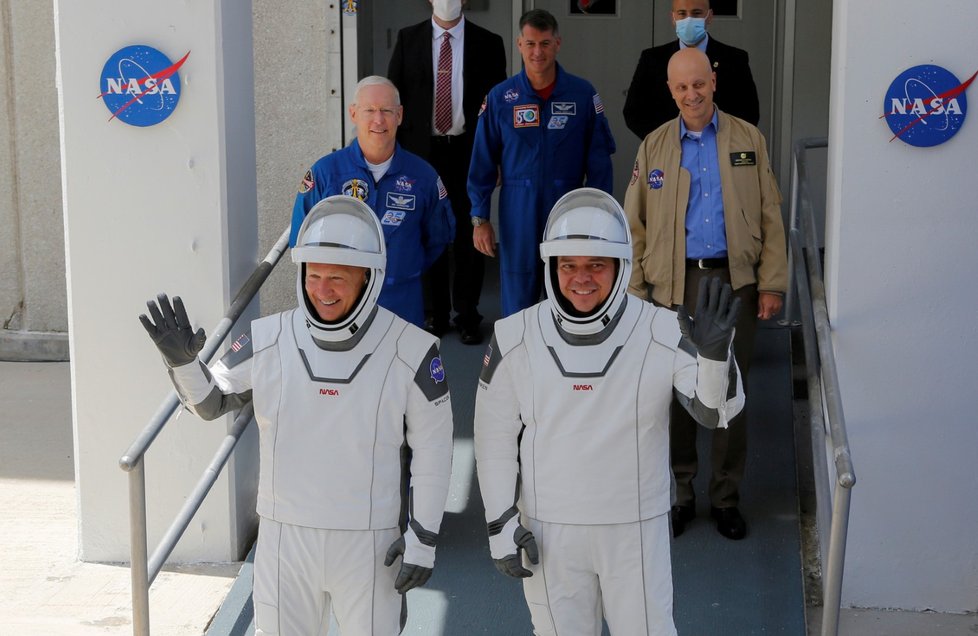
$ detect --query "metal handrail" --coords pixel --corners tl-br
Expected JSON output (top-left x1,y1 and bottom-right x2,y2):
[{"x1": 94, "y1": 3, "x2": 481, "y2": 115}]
[
  {"x1": 119, "y1": 227, "x2": 291, "y2": 636},
  {"x1": 788, "y1": 139, "x2": 856, "y2": 636}
]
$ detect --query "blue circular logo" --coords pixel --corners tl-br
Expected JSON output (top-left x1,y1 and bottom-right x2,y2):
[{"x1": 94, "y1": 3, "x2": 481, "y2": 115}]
[
  {"x1": 99, "y1": 46, "x2": 188, "y2": 127},
  {"x1": 883, "y1": 65, "x2": 970, "y2": 147},
  {"x1": 429, "y1": 356, "x2": 445, "y2": 384},
  {"x1": 648, "y1": 169, "x2": 665, "y2": 190}
]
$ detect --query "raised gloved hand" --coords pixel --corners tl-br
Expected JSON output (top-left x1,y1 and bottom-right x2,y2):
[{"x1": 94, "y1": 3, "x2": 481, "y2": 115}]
[
  {"x1": 677, "y1": 277, "x2": 741, "y2": 362},
  {"x1": 383, "y1": 535, "x2": 434, "y2": 594},
  {"x1": 488, "y1": 510, "x2": 539, "y2": 578},
  {"x1": 138, "y1": 293, "x2": 207, "y2": 367}
]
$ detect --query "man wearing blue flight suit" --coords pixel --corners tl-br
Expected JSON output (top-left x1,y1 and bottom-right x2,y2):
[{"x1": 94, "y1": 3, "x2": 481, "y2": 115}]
[
  {"x1": 290, "y1": 76, "x2": 455, "y2": 327},
  {"x1": 467, "y1": 9, "x2": 615, "y2": 317}
]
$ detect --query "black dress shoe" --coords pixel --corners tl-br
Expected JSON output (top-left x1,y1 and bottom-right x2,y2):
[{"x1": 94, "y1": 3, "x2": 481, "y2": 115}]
[
  {"x1": 423, "y1": 318, "x2": 450, "y2": 337},
  {"x1": 458, "y1": 324, "x2": 483, "y2": 345},
  {"x1": 710, "y1": 506, "x2": 747, "y2": 540},
  {"x1": 671, "y1": 504, "x2": 696, "y2": 538}
]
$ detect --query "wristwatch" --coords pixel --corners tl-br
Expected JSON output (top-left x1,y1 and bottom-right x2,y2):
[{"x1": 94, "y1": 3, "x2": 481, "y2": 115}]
[{"x1": 471, "y1": 216, "x2": 489, "y2": 227}]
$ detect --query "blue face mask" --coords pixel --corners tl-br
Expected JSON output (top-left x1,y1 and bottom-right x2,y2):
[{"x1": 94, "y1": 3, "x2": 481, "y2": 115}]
[{"x1": 675, "y1": 17, "x2": 707, "y2": 46}]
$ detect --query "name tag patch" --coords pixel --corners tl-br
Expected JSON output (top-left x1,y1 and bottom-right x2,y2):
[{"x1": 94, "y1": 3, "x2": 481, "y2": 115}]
[
  {"x1": 513, "y1": 104, "x2": 540, "y2": 128},
  {"x1": 386, "y1": 192, "x2": 415, "y2": 210},
  {"x1": 552, "y1": 102, "x2": 576, "y2": 116},
  {"x1": 730, "y1": 151, "x2": 757, "y2": 167}
]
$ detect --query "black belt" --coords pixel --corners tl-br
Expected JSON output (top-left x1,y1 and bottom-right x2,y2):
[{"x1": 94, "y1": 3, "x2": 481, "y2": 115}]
[
  {"x1": 431, "y1": 135, "x2": 462, "y2": 145},
  {"x1": 686, "y1": 257, "x2": 729, "y2": 270}
]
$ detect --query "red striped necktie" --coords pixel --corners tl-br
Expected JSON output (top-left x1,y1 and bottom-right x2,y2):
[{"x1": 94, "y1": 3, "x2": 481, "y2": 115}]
[{"x1": 435, "y1": 32, "x2": 453, "y2": 134}]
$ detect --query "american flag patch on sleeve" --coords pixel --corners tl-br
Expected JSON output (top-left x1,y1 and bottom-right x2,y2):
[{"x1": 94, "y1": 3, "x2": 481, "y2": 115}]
[
  {"x1": 231, "y1": 333, "x2": 250, "y2": 352},
  {"x1": 593, "y1": 93, "x2": 605, "y2": 114},
  {"x1": 437, "y1": 177, "x2": 448, "y2": 199}
]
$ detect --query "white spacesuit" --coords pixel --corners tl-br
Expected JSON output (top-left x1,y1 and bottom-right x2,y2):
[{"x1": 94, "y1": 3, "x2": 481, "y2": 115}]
[
  {"x1": 141, "y1": 196, "x2": 454, "y2": 636},
  {"x1": 474, "y1": 188, "x2": 744, "y2": 635}
]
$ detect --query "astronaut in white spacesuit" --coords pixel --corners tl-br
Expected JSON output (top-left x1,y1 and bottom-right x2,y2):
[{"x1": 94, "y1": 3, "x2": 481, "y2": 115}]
[
  {"x1": 473, "y1": 188, "x2": 744, "y2": 635},
  {"x1": 139, "y1": 195, "x2": 454, "y2": 636}
]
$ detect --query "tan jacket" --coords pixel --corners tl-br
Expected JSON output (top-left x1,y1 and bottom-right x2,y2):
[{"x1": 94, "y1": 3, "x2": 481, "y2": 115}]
[{"x1": 624, "y1": 109, "x2": 787, "y2": 307}]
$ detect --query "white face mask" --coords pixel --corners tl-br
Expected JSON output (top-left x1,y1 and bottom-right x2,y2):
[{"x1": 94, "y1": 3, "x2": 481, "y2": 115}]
[{"x1": 432, "y1": 0, "x2": 462, "y2": 22}]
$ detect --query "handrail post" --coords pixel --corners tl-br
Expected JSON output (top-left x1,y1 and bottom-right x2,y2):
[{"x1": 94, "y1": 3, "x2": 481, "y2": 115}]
[
  {"x1": 128, "y1": 459, "x2": 150, "y2": 636},
  {"x1": 821, "y1": 484, "x2": 853, "y2": 636}
]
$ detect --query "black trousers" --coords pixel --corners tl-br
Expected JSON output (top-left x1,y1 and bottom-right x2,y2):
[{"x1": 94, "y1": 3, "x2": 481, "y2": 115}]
[
  {"x1": 670, "y1": 265, "x2": 759, "y2": 509},
  {"x1": 422, "y1": 135, "x2": 484, "y2": 329}
]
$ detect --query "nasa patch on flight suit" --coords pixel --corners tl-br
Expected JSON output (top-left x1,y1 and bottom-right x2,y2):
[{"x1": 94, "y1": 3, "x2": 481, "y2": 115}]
[{"x1": 730, "y1": 152, "x2": 757, "y2": 167}]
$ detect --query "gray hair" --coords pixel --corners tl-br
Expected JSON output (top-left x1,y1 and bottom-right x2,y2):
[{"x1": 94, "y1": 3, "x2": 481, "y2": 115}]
[{"x1": 352, "y1": 76, "x2": 401, "y2": 106}]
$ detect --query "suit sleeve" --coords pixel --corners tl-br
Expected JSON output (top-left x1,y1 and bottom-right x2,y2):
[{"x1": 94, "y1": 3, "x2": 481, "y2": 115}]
[
  {"x1": 166, "y1": 329, "x2": 255, "y2": 421},
  {"x1": 623, "y1": 50, "x2": 675, "y2": 140},
  {"x1": 754, "y1": 137, "x2": 788, "y2": 294},
  {"x1": 422, "y1": 175, "x2": 455, "y2": 270},
  {"x1": 623, "y1": 51, "x2": 656, "y2": 140},
  {"x1": 584, "y1": 90, "x2": 616, "y2": 194},
  {"x1": 387, "y1": 28, "x2": 406, "y2": 91},
  {"x1": 719, "y1": 48, "x2": 760, "y2": 126},
  {"x1": 467, "y1": 92, "x2": 502, "y2": 220},
  {"x1": 403, "y1": 343, "x2": 454, "y2": 566},
  {"x1": 487, "y1": 33, "x2": 508, "y2": 88},
  {"x1": 624, "y1": 139, "x2": 651, "y2": 298},
  {"x1": 289, "y1": 162, "x2": 326, "y2": 247},
  {"x1": 473, "y1": 334, "x2": 524, "y2": 528},
  {"x1": 665, "y1": 313, "x2": 744, "y2": 429}
]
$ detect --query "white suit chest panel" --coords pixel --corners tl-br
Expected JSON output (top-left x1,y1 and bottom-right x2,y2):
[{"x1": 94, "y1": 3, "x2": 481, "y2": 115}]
[
  {"x1": 250, "y1": 309, "x2": 409, "y2": 530},
  {"x1": 516, "y1": 301, "x2": 676, "y2": 524}
]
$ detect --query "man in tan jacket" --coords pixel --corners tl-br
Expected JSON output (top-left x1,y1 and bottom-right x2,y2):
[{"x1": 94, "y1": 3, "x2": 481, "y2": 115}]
[{"x1": 624, "y1": 47, "x2": 787, "y2": 541}]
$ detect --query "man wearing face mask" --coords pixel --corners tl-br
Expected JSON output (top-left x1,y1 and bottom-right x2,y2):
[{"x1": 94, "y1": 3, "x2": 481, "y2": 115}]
[
  {"x1": 388, "y1": 0, "x2": 507, "y2": 345},
  {"x1": 623, "y1": 0, "x2": 759, "y2": 141}
]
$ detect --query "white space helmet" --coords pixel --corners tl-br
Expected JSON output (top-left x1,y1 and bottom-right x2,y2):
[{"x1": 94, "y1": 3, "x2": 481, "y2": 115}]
[
  {"x1": 539, "y1": 188, "x2": 632, "y2": 335},
  {"x1": 292, "y1": 195, "x2": 386, "y2": 342}
]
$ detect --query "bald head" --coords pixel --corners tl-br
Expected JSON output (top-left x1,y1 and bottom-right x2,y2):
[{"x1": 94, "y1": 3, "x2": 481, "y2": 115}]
[{"x1": 667, "y1": 48, "x2": 716, "y2": 131}]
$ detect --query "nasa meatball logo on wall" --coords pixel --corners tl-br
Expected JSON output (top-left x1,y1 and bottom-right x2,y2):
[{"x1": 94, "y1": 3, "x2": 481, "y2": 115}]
[
  {"x1": 98, "y1": 45, "x2": 190, "y2": 127},
  {"x1": 882, "y1": 64, "x2": 977, "y2": 147}
]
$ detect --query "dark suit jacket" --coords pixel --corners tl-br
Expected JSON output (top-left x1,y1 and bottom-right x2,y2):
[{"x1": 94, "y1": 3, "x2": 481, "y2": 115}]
[
  {"x1": 622, "y1": 36, "x2": 760, "y2": 140},
  {"x1": 388, "y1": 17, "x2": 507, "y2": 159}
]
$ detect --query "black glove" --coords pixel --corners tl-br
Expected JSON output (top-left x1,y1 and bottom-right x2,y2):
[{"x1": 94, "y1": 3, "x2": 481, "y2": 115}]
[
  {"x1": 493, "y1": 523, "x2": 539, "y2": 579},
  {"x1": 383, "y1": 536, "x2": 433, "y2": 594},
  {"x1": 677, "y1": 277, "x2": 741, "y2": 362},
  {"x1": 138, "y1": 293, "x2": 207, "y2": 367}
]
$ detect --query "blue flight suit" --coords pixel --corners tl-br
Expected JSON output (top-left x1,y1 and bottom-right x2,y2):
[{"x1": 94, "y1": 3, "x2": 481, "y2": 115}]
[
  {"x1": 467, "y1": 63, "x2": 616, "y2": 317},
  {"x1": 290, "y1": 140, "x2": 455, "y2": 327}
]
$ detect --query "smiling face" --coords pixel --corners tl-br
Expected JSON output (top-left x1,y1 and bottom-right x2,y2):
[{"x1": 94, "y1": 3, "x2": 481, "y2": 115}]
[
  {"x1": 349, "y1": 83, "x2": 403, "y2": 164},
  {"x1": 304, "y1": 262, "x2": 368, "y2": 323},
  {"x1": 555, "y1": 255, "x2": 616, "y2": 314},
  {"x1": 667, "y1": 47, "x2": 716, "y2": 132},
  {"x1": 517, "y1": 24, "x2": 561, "y2": 84}
]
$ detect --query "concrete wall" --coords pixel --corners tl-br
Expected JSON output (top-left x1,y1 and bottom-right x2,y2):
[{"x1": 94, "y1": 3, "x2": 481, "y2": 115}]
[
  {"x1": 253, "y1": 3, "x2": 344, "y2": 318},
  {"x1": 827, "y1": 0, "x2": 978, "y2": 613},
  {"x1": 0, "y1": 0, "x2": 67, "y2": 359}
]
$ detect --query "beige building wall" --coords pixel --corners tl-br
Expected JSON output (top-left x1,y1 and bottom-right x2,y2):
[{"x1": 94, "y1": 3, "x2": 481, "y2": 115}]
[{"x1": 0, "y1": 0, "x2": 67, "y2": 360}]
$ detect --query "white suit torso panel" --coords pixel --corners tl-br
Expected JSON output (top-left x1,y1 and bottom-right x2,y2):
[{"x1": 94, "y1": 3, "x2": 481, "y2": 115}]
[
  {"x1": 174, "y1": 307, "x2": 454, "y2": 532},
  {"x1": 477, "y1": 297, "x2": 687, "y2": 525}
]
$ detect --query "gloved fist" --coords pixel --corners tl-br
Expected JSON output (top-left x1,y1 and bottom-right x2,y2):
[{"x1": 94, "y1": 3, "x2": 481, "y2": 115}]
[
  {"x1": 488, "y1": 513, "x2": 539, "y2": 579},
  {"x1": 677, "y1": 277, "x2": 741, "y2": 362},
  {"x1": 383, "y1": 536, "x2": 433, "y2": 594},
  {"x1": 138, "y1": 293, "x2": 207, "y2": 367}
]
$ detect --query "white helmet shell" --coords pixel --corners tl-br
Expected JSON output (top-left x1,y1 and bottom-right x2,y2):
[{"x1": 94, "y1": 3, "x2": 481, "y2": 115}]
[
  {"x1": 292, "y1": 195, "x2": 386, "y2": 342},
  {"x1": 539, "y1": 188, "x2": 632, "y2": 335}
]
